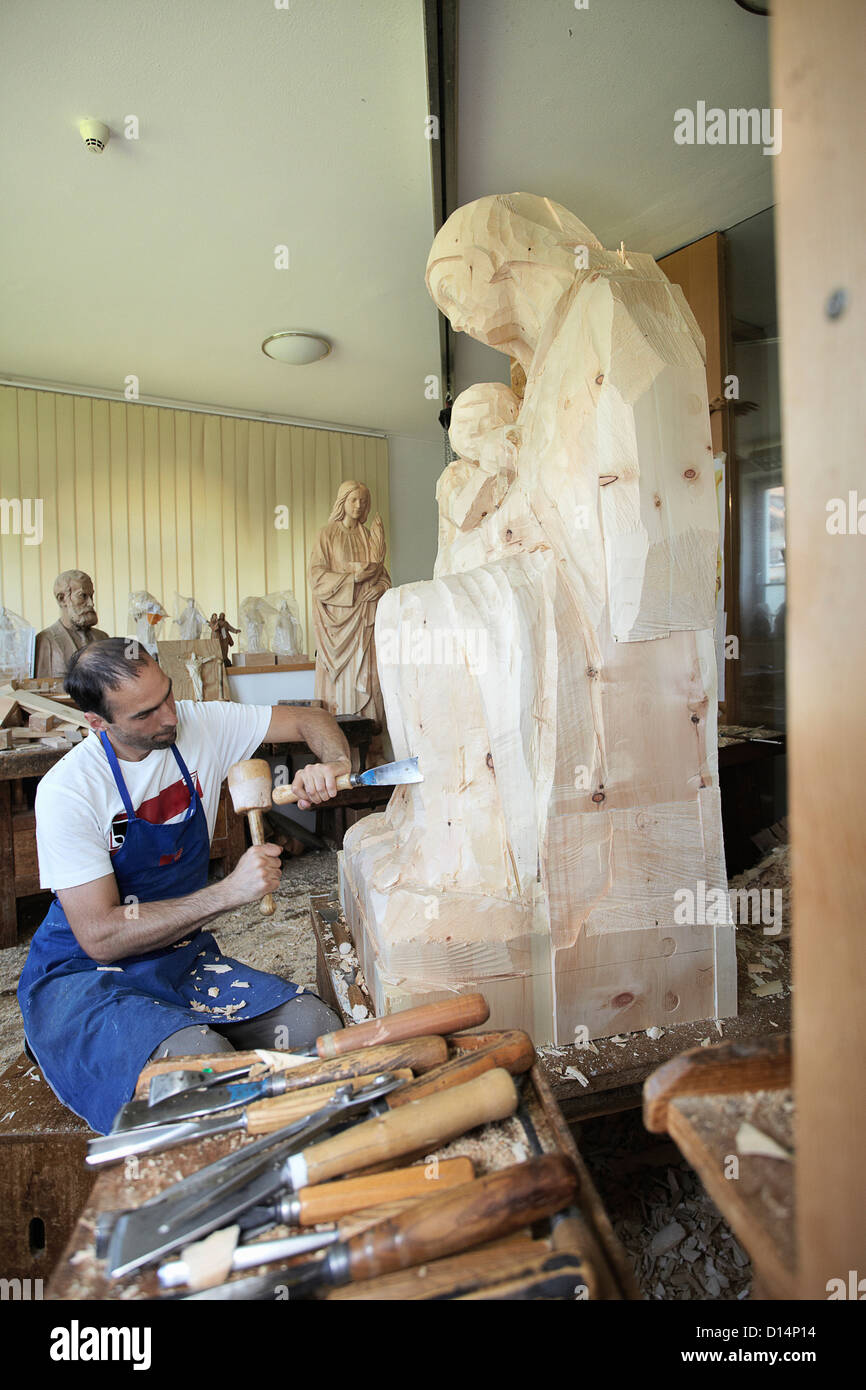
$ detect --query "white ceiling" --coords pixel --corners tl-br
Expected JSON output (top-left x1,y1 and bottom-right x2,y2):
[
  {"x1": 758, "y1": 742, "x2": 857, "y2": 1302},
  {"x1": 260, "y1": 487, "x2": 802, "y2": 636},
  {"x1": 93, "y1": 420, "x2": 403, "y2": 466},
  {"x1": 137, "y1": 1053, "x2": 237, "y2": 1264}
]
[
  {"x1": 1, "y1": 0, "x2": 775, "y2": 439},
  {"x1": 0, "y1": 0, "x2": 444, "y2": 439}
]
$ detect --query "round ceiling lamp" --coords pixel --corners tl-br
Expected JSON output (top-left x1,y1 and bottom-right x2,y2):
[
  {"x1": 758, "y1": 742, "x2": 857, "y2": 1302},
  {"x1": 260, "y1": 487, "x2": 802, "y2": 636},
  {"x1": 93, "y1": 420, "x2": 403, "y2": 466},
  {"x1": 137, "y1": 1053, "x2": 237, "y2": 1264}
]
[{"x1": 261, "y1": 331, "x2": 331, "y2": 365}]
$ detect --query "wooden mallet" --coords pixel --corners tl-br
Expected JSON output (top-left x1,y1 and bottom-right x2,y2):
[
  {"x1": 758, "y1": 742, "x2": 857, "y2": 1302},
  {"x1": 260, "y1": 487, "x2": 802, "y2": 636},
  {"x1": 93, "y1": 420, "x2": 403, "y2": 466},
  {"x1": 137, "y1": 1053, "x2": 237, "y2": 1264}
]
[{"x1": 227, "y1": 759, "x2": 277, "y2": 916}]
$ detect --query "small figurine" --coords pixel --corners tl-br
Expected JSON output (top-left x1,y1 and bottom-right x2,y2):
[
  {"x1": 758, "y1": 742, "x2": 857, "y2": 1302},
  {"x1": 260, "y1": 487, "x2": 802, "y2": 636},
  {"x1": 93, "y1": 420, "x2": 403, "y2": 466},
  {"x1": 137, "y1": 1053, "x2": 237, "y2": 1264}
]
[{"x1": 208, "y1": 611, "x2": 240, "y2": 665}]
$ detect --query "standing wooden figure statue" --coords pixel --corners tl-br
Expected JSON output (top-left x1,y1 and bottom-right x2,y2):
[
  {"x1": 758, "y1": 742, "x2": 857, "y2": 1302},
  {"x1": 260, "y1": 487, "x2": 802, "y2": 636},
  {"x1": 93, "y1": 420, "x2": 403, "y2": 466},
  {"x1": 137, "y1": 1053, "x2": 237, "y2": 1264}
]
[{"x1": 309, "y1": 481, "x2": 391, "y2": 728}]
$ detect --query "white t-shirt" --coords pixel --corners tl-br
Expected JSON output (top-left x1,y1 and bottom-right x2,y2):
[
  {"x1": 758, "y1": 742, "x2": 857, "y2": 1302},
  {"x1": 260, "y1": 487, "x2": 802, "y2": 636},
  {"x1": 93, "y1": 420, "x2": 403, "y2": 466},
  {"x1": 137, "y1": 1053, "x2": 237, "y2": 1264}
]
[{"x1": 35, "y1": 701, "x2": 273, "y2": 892}]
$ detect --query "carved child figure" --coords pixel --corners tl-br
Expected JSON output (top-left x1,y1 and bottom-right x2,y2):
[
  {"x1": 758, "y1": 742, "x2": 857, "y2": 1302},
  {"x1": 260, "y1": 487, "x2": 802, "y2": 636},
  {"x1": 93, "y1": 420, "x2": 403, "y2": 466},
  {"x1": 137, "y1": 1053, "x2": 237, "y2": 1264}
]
[{"x1": 435, "y1": 383, "x2": 521, "y2": 578}]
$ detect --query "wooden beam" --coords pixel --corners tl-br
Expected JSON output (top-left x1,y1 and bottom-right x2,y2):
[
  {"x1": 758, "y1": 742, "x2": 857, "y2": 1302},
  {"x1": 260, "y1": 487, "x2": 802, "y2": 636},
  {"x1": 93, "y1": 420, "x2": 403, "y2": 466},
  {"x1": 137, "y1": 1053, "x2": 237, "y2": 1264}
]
[{"x1": 772, "y1": 0, "x2": 866, "y2": 1299}]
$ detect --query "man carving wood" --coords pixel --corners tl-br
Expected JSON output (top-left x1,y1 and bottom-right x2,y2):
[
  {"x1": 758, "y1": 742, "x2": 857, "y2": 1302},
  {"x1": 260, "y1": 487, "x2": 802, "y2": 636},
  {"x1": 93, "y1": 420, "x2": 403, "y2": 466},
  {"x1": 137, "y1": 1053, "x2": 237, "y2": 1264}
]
[{"x1": 18, "y1": 638, "x2": 350, "y2": 1133}]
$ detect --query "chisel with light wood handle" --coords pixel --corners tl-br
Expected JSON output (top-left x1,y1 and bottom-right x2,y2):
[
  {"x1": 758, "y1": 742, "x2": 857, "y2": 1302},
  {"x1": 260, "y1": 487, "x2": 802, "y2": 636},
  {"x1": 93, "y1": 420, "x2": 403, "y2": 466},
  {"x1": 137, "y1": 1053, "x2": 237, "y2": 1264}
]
[
  {"x1": 184, "y1": 1156, "x2": 579, "y2": 1299},
  {"x1": 286, "y1": 1067, "x2": 518, "y2": 1190},
  {"x1": 313, "y1": 993, "x2": 490, "y2": 1059}
]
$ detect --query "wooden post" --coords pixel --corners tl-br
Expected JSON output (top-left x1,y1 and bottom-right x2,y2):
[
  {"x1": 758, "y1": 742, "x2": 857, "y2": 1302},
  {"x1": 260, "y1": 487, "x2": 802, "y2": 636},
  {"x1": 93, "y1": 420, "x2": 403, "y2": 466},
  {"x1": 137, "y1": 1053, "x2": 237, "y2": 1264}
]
[{"x1": 772, "y1": 0, "x2": 866, "y2": 1299}]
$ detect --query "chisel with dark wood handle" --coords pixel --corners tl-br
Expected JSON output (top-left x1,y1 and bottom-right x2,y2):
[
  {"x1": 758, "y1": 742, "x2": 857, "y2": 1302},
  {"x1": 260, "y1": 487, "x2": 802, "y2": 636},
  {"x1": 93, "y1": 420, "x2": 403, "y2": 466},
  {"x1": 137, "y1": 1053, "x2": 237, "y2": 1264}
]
[
  {"x1": 326, "y1": 1237, "x2": 591, "y2": 1300},
  {"x1": 387, "y1": 1029, "x2": 535, "y2": 1106},
  {"x1": 184, "y1": 1155, "x2": 579, "y2": 1299}
]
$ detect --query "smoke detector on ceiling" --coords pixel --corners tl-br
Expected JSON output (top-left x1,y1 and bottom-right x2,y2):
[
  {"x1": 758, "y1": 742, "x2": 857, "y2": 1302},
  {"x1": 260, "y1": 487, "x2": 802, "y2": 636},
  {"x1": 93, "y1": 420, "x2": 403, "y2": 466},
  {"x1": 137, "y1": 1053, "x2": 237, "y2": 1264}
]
[{"x1": 79, "y1": 119, "x2": 110, "y2": 153}]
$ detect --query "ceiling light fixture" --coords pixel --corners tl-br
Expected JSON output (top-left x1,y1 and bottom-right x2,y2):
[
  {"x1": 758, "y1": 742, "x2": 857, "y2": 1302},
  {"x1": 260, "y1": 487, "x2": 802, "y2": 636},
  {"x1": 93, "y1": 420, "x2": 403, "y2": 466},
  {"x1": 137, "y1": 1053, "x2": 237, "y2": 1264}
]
[{"x1": 261, "y1": 331, "x2": 331, "y2": 365}]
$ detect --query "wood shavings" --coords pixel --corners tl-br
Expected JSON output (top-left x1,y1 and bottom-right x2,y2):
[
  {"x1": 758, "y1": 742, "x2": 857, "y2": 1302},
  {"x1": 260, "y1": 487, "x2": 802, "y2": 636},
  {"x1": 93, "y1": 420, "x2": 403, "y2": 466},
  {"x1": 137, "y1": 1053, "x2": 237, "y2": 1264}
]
[
  {"x1": 253, "y1": 1049, "x2": 315, "y2": 1071},
  {"x1": 699, "y1": 1037, "x2": 711, "y2": 1047},
  {"x1": 563, "y1": 1066, "x2": 589, "y2": 1087},
  {"x1": 190, "y1": 1000, "x2": 213, "y2": 1013},
  {"x1": 204, "y1": 964, "x2": 232, "y2": 973},
  {"x1": 714, "y1": 1020, "x2": 724, "y2": 1036},
  {"x1": 208, "y1": 987, "x2": 220, "y2": 997},
  {"x1": 338, "y1": 942, "x2": 353, "y2": 956},
  {"x1": 735, "y1": 1122, "x2": 793, "y2": 1161},
  {"x1": 645, "y1": 1026, "x2": 664, "y2": 1040},
  {"x1": 211, "y1": 1001, "x2": 247, "y2": 1017},
  {"x1": 173, "y1": 940, "x2": 192, "y2": 948},
  {"x1": 351, "y1": 1003, "x2": 370, "y2": 1022},
  {"x1": 649, "y1": 1221, "x2": 686, "y2": 1257},
  {"x1": 231, "y1": 981, "x2": 250, "y2": 989},
  {"x1": 96, "y1": 966, "x2": 123, "y2": 972},
  {"x1": 753, "y1": 980, "x2": 783, "y2": 997}
]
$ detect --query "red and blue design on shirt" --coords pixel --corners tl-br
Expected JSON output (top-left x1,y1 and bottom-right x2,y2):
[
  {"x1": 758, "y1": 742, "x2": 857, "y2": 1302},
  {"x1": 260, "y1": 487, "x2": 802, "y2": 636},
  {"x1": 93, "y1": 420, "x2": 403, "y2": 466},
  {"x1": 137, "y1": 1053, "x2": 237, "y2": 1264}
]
[{"x1": 109, "y1": 771, "x2": 204, "y2": 865}]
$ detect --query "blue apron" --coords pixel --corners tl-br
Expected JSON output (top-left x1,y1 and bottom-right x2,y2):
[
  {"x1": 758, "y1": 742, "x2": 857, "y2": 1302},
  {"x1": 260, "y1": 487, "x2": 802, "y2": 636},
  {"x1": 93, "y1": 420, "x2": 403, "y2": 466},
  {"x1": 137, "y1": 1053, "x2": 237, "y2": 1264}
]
[{"x1": 18, "y1": 732, "x2": 297, "y2": 1134}]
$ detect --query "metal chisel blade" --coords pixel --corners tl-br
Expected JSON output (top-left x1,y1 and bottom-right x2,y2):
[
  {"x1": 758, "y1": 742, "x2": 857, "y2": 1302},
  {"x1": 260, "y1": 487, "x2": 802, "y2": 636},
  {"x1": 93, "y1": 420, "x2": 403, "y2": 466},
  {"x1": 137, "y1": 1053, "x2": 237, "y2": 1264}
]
[{"x1": 354, "y1": 756, "x2": 422, "y2": 787}]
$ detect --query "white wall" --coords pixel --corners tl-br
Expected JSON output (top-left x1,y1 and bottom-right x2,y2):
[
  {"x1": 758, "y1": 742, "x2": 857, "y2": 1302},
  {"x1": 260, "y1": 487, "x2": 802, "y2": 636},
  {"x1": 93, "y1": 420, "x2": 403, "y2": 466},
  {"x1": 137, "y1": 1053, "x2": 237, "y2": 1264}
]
[{"x1": 387, "y1": 434, "x2": 446, "y2": 585}]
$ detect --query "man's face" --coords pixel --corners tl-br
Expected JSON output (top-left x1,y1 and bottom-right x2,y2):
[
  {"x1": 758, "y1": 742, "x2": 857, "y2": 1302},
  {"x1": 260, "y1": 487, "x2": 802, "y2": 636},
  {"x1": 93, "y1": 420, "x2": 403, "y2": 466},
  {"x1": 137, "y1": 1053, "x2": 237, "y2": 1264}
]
[
  {"x1": 89, "y1": 660, "x2": 178, "y2": 753},
  {"x1": 63, "y1": 579, "x2": 99, "y2": 629}
]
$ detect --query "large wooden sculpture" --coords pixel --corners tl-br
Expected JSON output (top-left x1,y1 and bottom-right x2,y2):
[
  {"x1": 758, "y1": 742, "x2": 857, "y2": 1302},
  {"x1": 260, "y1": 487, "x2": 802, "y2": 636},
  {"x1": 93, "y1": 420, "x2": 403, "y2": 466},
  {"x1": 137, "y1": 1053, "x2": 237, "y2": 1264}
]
[
  {"x1": 339, "y1": 193, "x2": 735, "y2": 1042},
  {"x1": 309, "y1": 480, "x2": 391, "y2": 726}
]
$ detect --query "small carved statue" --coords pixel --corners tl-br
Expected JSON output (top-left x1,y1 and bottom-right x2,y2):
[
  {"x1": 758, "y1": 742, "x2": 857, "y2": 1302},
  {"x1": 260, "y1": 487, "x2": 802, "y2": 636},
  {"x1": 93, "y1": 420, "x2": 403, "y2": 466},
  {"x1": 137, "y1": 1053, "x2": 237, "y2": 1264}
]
[{"x1": 309, "y1": 480, "x2": 390, "y2": 725}]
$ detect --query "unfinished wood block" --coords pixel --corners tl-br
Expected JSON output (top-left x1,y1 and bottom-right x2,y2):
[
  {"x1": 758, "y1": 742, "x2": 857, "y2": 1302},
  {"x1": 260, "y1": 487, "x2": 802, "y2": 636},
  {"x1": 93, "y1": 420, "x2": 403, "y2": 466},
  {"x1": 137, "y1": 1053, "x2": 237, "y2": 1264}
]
[
  {"x1": 0, "y1": 729, "x2": 13, "y2": 750},
  {"x1": 28, "y1": 713, "x2": 61, "y2": 733},
  {"x1": 339, "y1": 193, "x2": 735, "y2": 1044},
  {"x1": 0, "y1": 696, "x2": 22, "y2": 728}
]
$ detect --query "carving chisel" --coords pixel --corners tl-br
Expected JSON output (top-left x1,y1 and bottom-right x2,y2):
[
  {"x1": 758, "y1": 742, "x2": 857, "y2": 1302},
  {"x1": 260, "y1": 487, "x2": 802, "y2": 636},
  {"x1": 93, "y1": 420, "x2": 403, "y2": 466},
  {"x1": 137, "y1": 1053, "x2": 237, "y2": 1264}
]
[
  {"x1": 271, "y1": 756, "x2": 422, "y2": 808},
  {"x1": 112, "y1": 1035, "x2": 449, "y2": 1133},
  {"x1": 95, "y1": 1157, "x2": 474, "y2": 1259},
  {"x1": 105, "y1": 1068, "x2": 519, "y2": 1278},
  {"x1": 158, "y1": 1171, "x2": 476, "y2": 1290},
  {"x1": 87, "y1": 1072, "x2": 409, "y2": 1167},
  {"x1": 179, "y1": 1156, "x2": 578, "y2": 1300}
]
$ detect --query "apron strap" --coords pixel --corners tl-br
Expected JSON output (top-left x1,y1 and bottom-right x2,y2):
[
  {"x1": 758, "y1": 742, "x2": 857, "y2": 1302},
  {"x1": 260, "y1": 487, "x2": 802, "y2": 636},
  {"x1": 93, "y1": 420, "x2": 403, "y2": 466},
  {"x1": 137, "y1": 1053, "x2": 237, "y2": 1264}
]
[
  {"x1": 99, "y1": 731, "x2": 136, "y2": 821},
  {"x1": 169, "y1": 743, "x2": 199, "y2": 823},
  {"x1": 99, "y1": 734, "x2": 199, "y2": 825}
]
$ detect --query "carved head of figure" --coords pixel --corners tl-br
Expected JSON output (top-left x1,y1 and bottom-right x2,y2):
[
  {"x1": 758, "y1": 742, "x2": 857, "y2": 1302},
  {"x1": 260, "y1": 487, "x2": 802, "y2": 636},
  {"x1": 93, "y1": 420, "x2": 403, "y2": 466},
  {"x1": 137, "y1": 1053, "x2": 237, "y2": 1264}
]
[
  {"x1": 54, "y1": 570, "x2": 99, "y2": 631},
  {"x1": 329, "y1": 480, "x2": 371, "y2": 529},
  {"x1": 426, "y1": 193, "x2": 601, "y2": 367}
]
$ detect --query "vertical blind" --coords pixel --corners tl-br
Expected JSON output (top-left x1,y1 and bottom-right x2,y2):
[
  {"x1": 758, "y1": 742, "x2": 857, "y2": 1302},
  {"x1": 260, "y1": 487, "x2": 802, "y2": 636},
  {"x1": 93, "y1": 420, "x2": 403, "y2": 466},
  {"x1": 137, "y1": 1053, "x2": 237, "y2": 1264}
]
[{"x1": 0, "y1": 386, "x2": 390, "y2": 657}]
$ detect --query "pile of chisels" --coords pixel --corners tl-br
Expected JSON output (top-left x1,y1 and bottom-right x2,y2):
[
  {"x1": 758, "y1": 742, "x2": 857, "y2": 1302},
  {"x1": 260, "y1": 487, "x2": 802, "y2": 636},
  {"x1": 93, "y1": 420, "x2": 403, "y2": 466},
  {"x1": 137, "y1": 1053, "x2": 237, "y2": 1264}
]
[{"x1": 86, "y1": 993, "x2": 602, "y2": 1300}]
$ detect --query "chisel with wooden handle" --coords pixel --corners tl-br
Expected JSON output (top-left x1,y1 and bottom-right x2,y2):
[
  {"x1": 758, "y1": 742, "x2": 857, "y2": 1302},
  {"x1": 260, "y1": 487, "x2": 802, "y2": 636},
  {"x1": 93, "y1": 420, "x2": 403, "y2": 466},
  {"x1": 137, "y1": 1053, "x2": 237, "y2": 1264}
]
[
  {"x1": 106, "y1": 1068, "x2": 519, "y2": 1278},
  {"x1": 271, "y1": 756, "x2": 423, "y2": 809},
  {"x1": 96, "y1": 1158, "x2": 474, "y2": 1260},
  {"x1": 310, "y1": 993, "x2": 490, "y2": 1059},
  {"x1": 159, "y1": 1170, "x2": 475, "y2": 1291},
  {"x1": 182, "y1": 1155, "x2": 578, "y2": 1299},
  {"x1": 115, "y1": 1035, "x2": 449, "y2": 1133},
  {"x1": 387, "y1": 1029, "x2": 535, "y2": 1106},
  {"x1": 325, "y1": 1237, "x2": 592, "y2": 1301},
  {"x1": 88, "y1": 1072, "x2": 413, "y2": 1166}
]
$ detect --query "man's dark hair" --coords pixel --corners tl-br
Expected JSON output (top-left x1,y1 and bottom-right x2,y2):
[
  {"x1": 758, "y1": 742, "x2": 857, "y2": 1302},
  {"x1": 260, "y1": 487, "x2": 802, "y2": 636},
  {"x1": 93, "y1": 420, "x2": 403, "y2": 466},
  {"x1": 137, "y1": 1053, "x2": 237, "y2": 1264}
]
[{"x1": 65, "y1": 638, "x2": 153, "y2": 721}]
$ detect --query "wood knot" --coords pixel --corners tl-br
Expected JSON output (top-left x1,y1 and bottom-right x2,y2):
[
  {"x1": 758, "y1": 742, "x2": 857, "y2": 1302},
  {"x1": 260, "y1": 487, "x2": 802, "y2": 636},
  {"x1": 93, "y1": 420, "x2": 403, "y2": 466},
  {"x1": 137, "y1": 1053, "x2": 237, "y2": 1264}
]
[
  {"x1": 505, "y1": 529, "x2": 513, "y2": 540},
  {"x1": 485, "y1": 752, "x2": 494, "y2": 771},
  {"x1": 586, "y1": 666, "x2": 598, "y2": 678},
  {"x1": 691, "y1": 714, "x2": 700, "y2": 724},
  {"x1": 592, "y1": 791, "x2": 606, "y2": 804},
  {"x1": 599, "y1": 474, "x2": 618, "y2": 487},
  {"x1": 612, "y1": 992, "x2": 634, "y2": 1009},
  {"x1": 595, "y1": 373, "x2": 604, "y2": 385},
  {"x1": 654, "y1": 493, "x2": 662, "y2": 508},
  {"x1": 684, "y1": 468, "x2": 697, "y2": 480}
]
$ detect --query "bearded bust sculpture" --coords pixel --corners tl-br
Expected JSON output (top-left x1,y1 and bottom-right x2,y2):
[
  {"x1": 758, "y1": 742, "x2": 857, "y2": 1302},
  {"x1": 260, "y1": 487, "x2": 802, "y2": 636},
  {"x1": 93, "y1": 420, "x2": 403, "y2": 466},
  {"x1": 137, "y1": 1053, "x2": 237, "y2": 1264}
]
[{"x1": 34, "y1": 570, "x2": 110, "y2": 678}]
